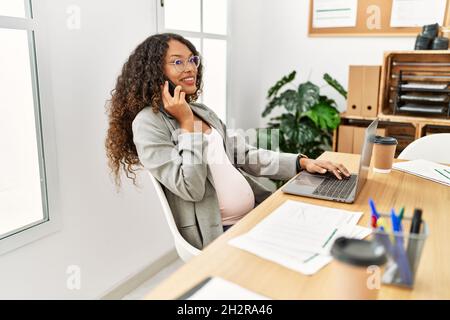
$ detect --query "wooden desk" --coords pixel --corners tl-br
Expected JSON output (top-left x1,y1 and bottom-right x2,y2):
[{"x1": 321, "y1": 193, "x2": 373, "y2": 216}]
[{"x1": 145, "y1": 152, "x2": 450, "y2": 299}]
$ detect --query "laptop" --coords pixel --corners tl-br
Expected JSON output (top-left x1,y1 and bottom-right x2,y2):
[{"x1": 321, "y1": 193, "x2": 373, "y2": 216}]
[{"x1": 281, "y1": 119, "x2": 378, "y2": 203}]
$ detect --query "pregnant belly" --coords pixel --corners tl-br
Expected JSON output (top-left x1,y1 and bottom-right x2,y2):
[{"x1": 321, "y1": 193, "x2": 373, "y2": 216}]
[{"x1": 209, "y1": 163, "x2": 255, "y2": 222}]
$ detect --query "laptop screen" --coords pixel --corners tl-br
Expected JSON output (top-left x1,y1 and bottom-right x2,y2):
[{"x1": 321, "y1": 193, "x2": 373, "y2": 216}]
[{"x1": 354, "y1": 119, "x2": 378, "y2": 196}]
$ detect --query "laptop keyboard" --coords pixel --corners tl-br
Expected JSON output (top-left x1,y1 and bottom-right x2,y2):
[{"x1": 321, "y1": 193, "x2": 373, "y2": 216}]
[{"x1": 312, "y1": 174, "x2": 357, "y2": 200}]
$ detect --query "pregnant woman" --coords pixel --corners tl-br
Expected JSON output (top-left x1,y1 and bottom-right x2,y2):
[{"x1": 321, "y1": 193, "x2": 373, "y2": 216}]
[{"x1": 105, "y1": 33, "x2": 349, "y2": 249}]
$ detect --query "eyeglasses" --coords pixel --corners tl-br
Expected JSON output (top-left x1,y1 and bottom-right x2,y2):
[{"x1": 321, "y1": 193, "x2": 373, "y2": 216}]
[{"x1": 167, "y1": 55, "x2": 200, "y2": 73}]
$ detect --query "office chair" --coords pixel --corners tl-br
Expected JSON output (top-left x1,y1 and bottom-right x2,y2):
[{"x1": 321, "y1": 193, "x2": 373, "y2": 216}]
[
  {"x1": 398, "y1": 133, "x2": 450, "y2": 164},
  {"x1": 148, "y1": 172, "x2": 201, "y2": 262}
]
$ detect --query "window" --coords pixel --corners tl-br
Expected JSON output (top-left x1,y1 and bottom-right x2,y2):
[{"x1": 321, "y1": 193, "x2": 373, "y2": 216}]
[
  {"x1": 0, "y1": 1, "x2": 58, "y2": 254},
  {"x1": 157, "y1": 0, "x2": 229, "y2": 122}
]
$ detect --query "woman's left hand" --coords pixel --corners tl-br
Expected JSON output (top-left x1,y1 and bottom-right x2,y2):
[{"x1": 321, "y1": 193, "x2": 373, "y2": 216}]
[{"x1": 299, "y1": 158, "x2": 351, "y2": 180}]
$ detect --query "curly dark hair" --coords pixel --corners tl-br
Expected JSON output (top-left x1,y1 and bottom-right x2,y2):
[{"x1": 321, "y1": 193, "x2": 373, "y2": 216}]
[{"x1": 105, "y1": 33, "x2": 203, "y2": 187}]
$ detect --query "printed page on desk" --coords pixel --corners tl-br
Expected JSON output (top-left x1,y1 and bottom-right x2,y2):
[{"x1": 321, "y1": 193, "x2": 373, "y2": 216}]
[
  {"x1": 393, "y1": 159, "x2": 450, "y2": 187},
  {"x1": 229, "y1": 200, "x2": 371, "y2": 275}
]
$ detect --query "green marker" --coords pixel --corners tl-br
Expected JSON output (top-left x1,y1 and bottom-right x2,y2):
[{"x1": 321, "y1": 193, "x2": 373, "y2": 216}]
[{"x1": 399, "y1": 206, "x2": 405, "y2": 221}]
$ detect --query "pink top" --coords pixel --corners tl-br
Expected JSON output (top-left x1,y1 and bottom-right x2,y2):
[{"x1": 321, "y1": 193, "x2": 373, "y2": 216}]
[{"x1": 205, "y1": 128, "x2": 255, "y2": 226}]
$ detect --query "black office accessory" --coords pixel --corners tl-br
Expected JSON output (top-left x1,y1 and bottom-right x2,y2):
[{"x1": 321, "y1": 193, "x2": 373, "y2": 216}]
[
  {"x1": 393, "y1": 69, "x2": 450, "y2": 117},
  {"x1": 414, "y1": 23, "x2": 447, "y2": 50},
  {"x1": 422, "y1": 23, "x2": 440, "y2": 39},
  {"x1": 166, "y1": 79, "x2": 177, "y2": 96},
  {"x1": 163, "y1": 78, "x2": 177, "y2": 96},
  {"x1": 406, "y1": 209, "x2": 424, "y2": 279},
  {"x1": 432, "y1": 37, "x2": 449, "y2": 50},
  {"x1": 415, "y1": 35, "x2": 433, "y2": 50},
  {"x1": 410, "y1": 208, "x2": 423, "y2": 234}
]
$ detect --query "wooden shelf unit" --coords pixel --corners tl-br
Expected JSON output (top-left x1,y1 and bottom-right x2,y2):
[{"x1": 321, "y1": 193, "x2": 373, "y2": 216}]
[
  {"x1": 378, "y1": 113, "x2": 450, "y2": 139},
  {"x1": 334, "y1": 113, "x2": 450, "y2": 157},
  {"x1": 334, "y1": 51, "x2": 450, "y2": 157},
  {"x1": 379, "y1": 51, "x2": 450, "y2": 118}
]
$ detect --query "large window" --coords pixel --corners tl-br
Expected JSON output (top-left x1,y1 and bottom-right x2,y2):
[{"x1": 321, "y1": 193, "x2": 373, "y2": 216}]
[
  {"x1": 0, "y1": 1, "x2": 51, "y2": 249},
  {"x1": 158, "y1": 0, "x2": 229, "y2": 122}
]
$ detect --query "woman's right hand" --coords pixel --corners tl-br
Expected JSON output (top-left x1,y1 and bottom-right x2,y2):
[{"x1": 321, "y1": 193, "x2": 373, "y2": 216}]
[{"x1": 161, "y1": 81, "x2": 194, "y2": 132}]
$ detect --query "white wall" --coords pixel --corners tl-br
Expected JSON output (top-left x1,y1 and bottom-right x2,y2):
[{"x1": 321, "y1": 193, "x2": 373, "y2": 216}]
[
  {"x1": 0, "y1": 0, "x2": 173, "y2": 299},
  {"x1": 228, "y1": 0, "x2": 264, "y2": 130},
  {"x1": 229, "y1": 0, "x2": 416, "y2": 130}
]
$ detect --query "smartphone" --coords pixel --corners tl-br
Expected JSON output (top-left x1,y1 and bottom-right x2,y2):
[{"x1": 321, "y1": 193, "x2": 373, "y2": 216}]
[{"x1": 165, "y1": 79, "x2": 177, "y2": 97}]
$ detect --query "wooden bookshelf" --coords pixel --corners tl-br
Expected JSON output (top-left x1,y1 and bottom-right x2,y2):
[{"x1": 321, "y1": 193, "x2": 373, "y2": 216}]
[{"x1": 334, "y1": 51, "x2": 450, "y2": 156}]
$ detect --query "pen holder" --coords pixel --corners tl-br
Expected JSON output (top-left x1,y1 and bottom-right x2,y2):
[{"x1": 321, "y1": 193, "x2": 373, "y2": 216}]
[{"x1": 370, "y1": 214, "x2": 428, "y2": 288}]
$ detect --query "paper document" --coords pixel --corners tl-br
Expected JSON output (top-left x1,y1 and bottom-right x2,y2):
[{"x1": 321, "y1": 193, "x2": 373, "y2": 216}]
[
  {"x1": 229, "y1": 200, "x2": 371, "y2": 275},
  {"x1": 390, "y1": 0, "x2": 447, "y2": 27},
  {"x1": 393, "y1": 159, "x2": 450, "y2": 187},
  {"x1": 401, "y1": 83, "x2": 448, "y2": 90},
  {"x1": 312, "y1": 0, "x2": 358, "y2": 28},
  {"x1": 185, "y1": 277, "x2": 270, "y2": 300}
]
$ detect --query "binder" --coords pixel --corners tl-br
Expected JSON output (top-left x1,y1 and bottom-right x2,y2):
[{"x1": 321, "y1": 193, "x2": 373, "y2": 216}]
[
  {"x1": 362, "y1": 66, "x2": 381, "y2": 117},
  {"x1": 346, "y1": 66, "x2": 381, "y2": 117},
  {"x1": 347, "y1": 66, "x2": 364, "y2": 116}
]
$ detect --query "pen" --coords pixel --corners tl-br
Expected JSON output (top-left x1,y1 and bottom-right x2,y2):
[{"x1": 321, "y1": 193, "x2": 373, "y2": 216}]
[
  {"x1": 369, "y1": 199, "x2": 380, "y2": 227},
  {"x1": 410, "y1": 208, "x2": 422, "y2": 234},
  {"x1": 434, "y1": 168, "x2": 450, "y2": 180},
  {"x1": 444, "y1": 168, "x2": 450, "y2": 175},
  {"x1": 399, "y1": 207, "x2": 405, "y2": 221},
  {"x1": 371, "y1": 215, "x2": 377, "y2": 228},
  {"x1": 406, "y1": 208, "x2": 423, "y2": 280},
  {"x1": 390, "y1": 208, "x2": 399, "y2": 233},
  {"x1": 377, "y1": 217, "x2": 388, "y2": 232},
  {"x1": 397, "y1": 207, "x2": 405, "y2": 232},
  {"x1": 369, "y1": 199, "x2": 380, "y2": 218}
]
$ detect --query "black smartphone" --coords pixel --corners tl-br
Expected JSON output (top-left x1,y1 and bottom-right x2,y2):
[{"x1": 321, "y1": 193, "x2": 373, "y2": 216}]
[{"x1": 166, "y1": 79, "x2": 177, "y2": 97}]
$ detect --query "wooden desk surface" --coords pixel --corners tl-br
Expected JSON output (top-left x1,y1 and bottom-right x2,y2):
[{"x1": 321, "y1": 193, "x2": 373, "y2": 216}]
[{"x1": 145, "y1": 152, "x2": 450, "y2": 300}]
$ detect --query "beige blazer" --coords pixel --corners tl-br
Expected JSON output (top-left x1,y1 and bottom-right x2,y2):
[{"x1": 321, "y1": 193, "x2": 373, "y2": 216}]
[{"x1": 132, "y1": 103, "x2": 299, "y2": 249}]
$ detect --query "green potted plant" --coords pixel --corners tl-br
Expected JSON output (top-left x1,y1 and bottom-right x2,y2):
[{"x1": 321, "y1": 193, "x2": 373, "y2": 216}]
[
  {"x1": 258, "y1": 71, "x2": 346, "y2": 187},
  {"x1": 260, "y1": 70, "x2": 347, "y2": 158}
]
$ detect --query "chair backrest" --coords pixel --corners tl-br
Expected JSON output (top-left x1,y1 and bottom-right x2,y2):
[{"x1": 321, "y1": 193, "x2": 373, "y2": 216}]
[
  {"x1": 398, "y1": 133, "x2": 450, "y2": 164},
  {"x1": 148, "y1": 172, "x2": 201, "y2": 262}
]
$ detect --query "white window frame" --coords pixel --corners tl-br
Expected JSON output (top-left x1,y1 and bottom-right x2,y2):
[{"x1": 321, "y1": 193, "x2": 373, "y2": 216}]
[
  {"x1": 156, "y1": 0, "x2": 231, "y2": 124},
  {"x1": 0, "y1": 0, "x2": 61, "y2": 256}
]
